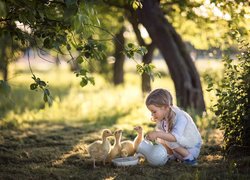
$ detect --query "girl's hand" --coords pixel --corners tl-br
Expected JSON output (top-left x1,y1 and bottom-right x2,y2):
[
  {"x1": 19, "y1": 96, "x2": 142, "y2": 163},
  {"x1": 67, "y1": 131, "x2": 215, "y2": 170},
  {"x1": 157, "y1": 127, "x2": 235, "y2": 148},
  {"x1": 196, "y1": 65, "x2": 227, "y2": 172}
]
[
  {"x1": 146, "y1": 131, "x2": 158, "y2": 141},
  {"x1": 150, "y1": 117, "x2": 156, "y2": 122}
]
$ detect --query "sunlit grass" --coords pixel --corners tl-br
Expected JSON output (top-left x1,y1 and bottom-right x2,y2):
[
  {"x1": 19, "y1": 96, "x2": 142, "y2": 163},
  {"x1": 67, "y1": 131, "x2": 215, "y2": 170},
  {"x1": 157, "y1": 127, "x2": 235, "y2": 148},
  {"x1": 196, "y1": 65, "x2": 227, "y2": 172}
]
[
  {"x1": 1, "y1": 59, "x2": 250, "y2": 179},
  {"x1": 1, "y1": 59, "x2": 222, "y2": 136}
]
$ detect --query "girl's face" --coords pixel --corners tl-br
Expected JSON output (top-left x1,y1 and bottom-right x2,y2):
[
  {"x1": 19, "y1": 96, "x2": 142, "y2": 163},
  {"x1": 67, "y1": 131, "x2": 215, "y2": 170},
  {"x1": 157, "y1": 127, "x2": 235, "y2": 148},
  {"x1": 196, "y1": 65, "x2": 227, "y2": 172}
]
[{"x1": 147, "y1": 104, "x2": 169, "y2": 122}]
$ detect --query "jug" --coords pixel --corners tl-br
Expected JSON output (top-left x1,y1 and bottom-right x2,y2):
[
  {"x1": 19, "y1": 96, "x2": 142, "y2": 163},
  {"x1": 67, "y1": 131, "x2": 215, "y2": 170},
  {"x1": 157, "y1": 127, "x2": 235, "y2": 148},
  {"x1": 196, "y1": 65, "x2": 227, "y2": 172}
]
[{"x1": 137, "y1": 139, "x2": 169, "y2": 166}]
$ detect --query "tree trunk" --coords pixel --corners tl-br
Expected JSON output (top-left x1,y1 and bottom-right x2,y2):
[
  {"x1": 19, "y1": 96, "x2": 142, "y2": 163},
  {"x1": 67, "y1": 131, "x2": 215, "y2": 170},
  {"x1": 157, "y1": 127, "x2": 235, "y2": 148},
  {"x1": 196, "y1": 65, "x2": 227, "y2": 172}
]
[
  {"x1": 0, "y1": 63, "x2": 8, "y2": 81},
  {"x1": 113, "y1": 26, "x2": 126, "y2": 85},
  {"x1": 141, "y1": 43, "x2": 155, "y2": 93},
  {"x1": 3, "y1": 64, "x2": 8, "y2": 81},
  {"x1": 134, "y1": 0, "x2": 206, "y2": 113},
  {"x1": 0, "y1": 39, "x2": 8, "y2": 81},
  {"x1": 0, "y1": 59, "x2": 8, "y2": 81},
  {"x1": 168, "y1": 22, "x2": 205, "y2": 110},
  {"x1": 127, "y1": 16, "x2": 155, "y2": 93}
]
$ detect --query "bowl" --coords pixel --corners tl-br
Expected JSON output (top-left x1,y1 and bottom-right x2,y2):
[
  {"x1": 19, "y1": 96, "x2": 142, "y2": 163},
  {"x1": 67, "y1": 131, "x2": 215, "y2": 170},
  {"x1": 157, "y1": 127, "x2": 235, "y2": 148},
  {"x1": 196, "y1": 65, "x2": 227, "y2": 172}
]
[{"x1": 112, "y1": 156, "x2": 139, "y2": 166}]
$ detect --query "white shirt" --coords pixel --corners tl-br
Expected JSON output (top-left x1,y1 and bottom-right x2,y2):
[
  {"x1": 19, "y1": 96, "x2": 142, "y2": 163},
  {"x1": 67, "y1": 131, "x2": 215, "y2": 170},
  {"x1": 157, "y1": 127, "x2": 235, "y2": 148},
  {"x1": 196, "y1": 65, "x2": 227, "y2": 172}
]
[{"x1": 156, "y1": 106, "x2": 202, "y2": 148}]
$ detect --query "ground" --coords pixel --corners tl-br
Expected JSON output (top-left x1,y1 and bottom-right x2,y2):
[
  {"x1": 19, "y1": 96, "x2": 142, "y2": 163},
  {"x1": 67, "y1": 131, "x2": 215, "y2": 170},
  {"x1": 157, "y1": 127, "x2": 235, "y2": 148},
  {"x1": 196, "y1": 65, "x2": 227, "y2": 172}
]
[{"x1": 0, "y1": 121, "x2": 249, "y2": 180}]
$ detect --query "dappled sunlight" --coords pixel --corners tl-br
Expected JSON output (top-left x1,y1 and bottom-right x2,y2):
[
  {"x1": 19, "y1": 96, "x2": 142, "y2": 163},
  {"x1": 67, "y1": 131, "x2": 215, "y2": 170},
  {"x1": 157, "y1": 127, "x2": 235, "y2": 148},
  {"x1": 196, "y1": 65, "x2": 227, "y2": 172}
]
[
  {"x1": 2, "y1": 59, "x2": 249, "y2": 179},
  {"x1": 1, "y1": 60, "x2": 225, "y2": 144},
  {"x1": 206, "y1": 129, "x2": 224, "y2": 145},
  {"x1": 202, "y1": 155, "x2": 223, "y2": 162},
  {"x1": 195, "y1": 59, "x2": 224, "y2": 73},
  {"x1": 51, "y1": 144, "x2": 87, "y2": 167},
  {"x1": 200, "y1": 128, "x2": 224, "y2": 150},
  {"x1": 1, "y1": 0, "x2": 249, "y2": 178},
  {"x1": 3, "y1": 60, "x2": 223, "y2": 130},
  {"x1": 2, "y1": 73, "x2": 145, "y2": 128}
]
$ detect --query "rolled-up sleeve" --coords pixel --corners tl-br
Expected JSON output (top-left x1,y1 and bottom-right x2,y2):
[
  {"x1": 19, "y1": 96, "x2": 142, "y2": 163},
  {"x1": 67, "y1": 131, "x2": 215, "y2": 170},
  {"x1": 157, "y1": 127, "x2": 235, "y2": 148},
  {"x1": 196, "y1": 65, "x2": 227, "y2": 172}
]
[{"x1": 171, "y1": 115, "x2": 188, "y2": 143}]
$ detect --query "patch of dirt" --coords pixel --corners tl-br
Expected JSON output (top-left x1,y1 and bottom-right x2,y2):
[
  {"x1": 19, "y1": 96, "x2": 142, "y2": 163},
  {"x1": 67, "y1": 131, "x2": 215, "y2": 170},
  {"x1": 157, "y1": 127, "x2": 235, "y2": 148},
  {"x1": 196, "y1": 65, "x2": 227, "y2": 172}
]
[{"x1": 0, "y1": 122, "x2": 250, "y2": 180}]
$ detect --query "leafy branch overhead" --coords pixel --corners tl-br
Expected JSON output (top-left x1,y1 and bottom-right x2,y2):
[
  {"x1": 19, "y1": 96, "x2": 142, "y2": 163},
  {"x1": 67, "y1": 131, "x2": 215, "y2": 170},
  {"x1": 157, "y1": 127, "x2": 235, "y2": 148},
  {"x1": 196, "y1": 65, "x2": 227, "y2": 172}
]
[
  {"x1": 124, "y1": 43, "x2": 161, "y2": 81},
  {"x1": 0, "y1": 0, "x2": 162, "y2": 106},
  {"x1": 124, "y1": 43, "x2": 147, "y2": 59},
  {"x1": 136, "y1": 64, "x2": 161, "y2": 82}
]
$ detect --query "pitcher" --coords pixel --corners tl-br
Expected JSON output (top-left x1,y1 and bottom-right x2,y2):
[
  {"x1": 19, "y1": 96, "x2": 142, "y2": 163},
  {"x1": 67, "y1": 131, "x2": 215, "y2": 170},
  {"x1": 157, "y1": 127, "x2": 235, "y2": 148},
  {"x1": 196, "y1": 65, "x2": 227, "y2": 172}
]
[{"x1": 137, "y1": 139, "x2": 169, "y2": 166}]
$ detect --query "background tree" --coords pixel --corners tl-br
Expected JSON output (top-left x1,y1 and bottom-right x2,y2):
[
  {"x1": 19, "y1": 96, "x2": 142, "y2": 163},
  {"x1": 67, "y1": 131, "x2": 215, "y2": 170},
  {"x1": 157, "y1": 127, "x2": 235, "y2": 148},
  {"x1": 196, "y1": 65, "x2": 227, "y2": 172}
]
[
  {"x1": 0, "y1": 0, "x2": 94, "y2": 102},
  {"x1": 134, "y1": 0, "x2": 206, "y2": 113},
  {"x1": 0, "y1": 0, "x2": 147, "y2": 104},
  {"x1": 1, "y1": 0, "x2": 249, "y2": 113},
  {"x1": 127, "y1": 15, "x2": 155, "y2": 93},
  {"x1": 105, "y1": 0, "x2": 206, "y2": 112},
  {"x1": 113, "y1": 25, "x2": 126, "y2": 85},
  {"x1": 92, "y1": 2, "x2": 126, "y2": 84},
  {"x1": 104, "y1": 0, "x2": 249, "y2": 114}
]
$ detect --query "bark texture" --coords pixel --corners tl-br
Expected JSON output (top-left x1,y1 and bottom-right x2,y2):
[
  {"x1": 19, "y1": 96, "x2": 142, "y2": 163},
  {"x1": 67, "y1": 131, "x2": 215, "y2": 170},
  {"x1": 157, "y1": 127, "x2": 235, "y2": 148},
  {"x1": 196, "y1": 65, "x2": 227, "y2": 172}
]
[
  {"x1": 134, "y1": 0, "x2": 206, "y2": 113},
  {"x1": 128, "y1": 16, "x2": 155, "y2": 93},
  {"x1": 113, "y1": 26, "x2": 126, "y2": 85}
]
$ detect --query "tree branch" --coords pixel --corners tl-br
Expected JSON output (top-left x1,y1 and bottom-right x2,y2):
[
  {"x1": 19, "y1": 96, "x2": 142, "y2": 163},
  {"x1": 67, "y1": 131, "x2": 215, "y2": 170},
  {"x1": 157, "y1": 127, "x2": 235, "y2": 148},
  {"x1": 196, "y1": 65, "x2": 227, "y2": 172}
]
[{"x1": 127, "y1": 14, "x2": 146, "y2": 46}]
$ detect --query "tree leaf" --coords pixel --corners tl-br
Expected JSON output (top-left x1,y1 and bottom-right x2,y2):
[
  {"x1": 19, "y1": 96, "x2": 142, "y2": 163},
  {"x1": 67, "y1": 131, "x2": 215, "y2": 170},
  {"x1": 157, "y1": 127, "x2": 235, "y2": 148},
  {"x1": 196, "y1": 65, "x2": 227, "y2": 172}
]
[
  {"x1": 80, "y1": 78, "x2": 88, "y2": 87},
  {"x1": 39, "y1": 81, "x2": 46, "y2": 87},
  {"x1": 30, "y1": 83, "x2": 38, "y2": 90},
  {"x1": 76, "y1": 56, "x2": 84, "y2": 64},
  {"x1": 88, "y1": 77, "x2": 95, "y2": 85},
  {"x1": 43, "y1": 93, "x2": 48, "y2": 102}
]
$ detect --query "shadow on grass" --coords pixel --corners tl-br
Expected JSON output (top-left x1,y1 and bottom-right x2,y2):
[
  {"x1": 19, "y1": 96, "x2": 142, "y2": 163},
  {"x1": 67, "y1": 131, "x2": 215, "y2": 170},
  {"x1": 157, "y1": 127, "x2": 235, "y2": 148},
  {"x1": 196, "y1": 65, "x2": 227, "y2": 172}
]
[
  {"x1": 1, "y1": 115, "x2": 250, "y2": 179},
  {"x1": 0, "y1": 83, "x2": 73, "y2": 119},
  {"x1": 0, "y1": 109, "x2": 133, "y2": 179}
]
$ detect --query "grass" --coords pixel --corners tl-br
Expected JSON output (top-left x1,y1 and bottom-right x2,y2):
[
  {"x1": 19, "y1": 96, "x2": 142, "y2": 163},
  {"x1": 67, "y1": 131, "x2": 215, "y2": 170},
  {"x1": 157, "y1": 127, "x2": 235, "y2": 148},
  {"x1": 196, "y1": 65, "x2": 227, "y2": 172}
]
[{"x1": 0, "y1": 59, "x2": 249, "y2": 179}]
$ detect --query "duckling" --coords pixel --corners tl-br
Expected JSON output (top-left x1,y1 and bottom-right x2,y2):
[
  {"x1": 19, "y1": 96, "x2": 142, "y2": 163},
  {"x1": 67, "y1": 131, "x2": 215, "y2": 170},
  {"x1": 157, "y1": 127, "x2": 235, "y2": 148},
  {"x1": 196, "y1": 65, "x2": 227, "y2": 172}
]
[
  {"x1": 107, "y1": 129, "x2": 122, "y2": 162},
  {"x1": 87, "y1": 129, "x2": 113, "y2": 168},
  {"x1": 121, "y1": 140, "x2": 135, "y2": 157},
  {"x1": 120, "y1": 130, "x2": 136, "y2": 157},
  {"x1": 133, "y1": 126, "x2": 143, "y2": 152}
]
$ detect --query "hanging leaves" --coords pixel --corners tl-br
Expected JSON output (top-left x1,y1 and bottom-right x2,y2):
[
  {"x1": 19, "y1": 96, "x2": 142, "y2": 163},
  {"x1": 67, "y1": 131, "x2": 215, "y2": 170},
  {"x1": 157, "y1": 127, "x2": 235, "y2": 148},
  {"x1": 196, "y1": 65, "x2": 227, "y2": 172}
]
[
  {"x1": 75, "y1": 68, "x2": 95, "y2": 87},
  {"x1": 124, "y1": 43, "x2": 147, "y2": 59},
  {"x1": 123, "y1": 43, "x2": 161, "y2": 81},
  {"x1": 30, "y1": 75, "x2": 53, "y2": 106},
  {"x1": 136, "y1": 64, "x2": 161, "y2": 81}
]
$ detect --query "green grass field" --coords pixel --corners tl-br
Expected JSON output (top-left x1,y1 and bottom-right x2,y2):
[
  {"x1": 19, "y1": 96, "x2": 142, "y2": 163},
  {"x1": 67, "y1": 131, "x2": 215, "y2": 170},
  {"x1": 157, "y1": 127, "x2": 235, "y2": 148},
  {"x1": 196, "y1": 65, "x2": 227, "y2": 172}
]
[{"x1": 0, "y1": 59, "x2": 249, "y2": 179}]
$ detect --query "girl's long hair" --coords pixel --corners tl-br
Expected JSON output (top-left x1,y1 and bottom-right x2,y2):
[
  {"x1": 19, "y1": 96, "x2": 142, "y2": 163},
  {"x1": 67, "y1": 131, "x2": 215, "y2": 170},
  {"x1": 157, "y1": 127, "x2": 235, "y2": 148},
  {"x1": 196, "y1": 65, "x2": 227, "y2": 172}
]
[{"x1": 146, "y1": 88, "x2": 176, "y2": 131}]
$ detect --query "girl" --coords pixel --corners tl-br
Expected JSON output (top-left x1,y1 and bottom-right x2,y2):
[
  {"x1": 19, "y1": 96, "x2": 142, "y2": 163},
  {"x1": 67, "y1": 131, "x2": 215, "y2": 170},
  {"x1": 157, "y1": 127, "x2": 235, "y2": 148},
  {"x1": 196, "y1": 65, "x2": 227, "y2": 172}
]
[{"x1": 146, "y1": 88, "x2": 202, "y2": 165}]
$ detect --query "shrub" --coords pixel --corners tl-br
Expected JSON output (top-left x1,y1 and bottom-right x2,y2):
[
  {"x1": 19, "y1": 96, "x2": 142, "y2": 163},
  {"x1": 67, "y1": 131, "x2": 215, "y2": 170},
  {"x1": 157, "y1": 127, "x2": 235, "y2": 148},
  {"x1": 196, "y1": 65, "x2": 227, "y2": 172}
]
[{"x1": 207, "y1": 33, "x2": 250, "y2": 152}]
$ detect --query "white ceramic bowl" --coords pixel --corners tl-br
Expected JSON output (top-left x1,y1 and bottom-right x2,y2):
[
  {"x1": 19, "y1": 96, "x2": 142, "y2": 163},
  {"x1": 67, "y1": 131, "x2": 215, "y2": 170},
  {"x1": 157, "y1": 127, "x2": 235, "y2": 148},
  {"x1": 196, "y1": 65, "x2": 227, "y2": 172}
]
[{"x1": 112, "y1": 156, "x2": 139, "y2": 166}]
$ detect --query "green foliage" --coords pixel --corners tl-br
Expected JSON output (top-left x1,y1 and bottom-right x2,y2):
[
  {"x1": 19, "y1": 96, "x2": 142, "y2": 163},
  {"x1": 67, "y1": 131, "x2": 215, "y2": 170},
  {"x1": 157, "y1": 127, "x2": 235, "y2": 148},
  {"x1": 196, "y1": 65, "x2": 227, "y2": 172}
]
[
  {"x1": 0, "y1": 0, "x2": 150, "y2": 105},
  {"x1": 130, "y1": 0, "x2": 143, "y2": 10},
  {"x1": 207, "y1": 32, "x2": 250, "y2": 151},
  {"x1": 123, "y1": 43, "x2": 161, "y2": 81},
  {"x1": 75, "y1": 68, "x2": 95, "y2": 87},
  {"x1": 164, "y1": 0, "x2": 250, "y2": 50},
  {"x1": 124, "y1": 43, "x2": 147, "y2": 58},
  {"x1": 30, "y1": 75, "x2": 53, "y2": 106},
  {"x1": 136, "y1": 64, "x2": 161, "y2": 81}
]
